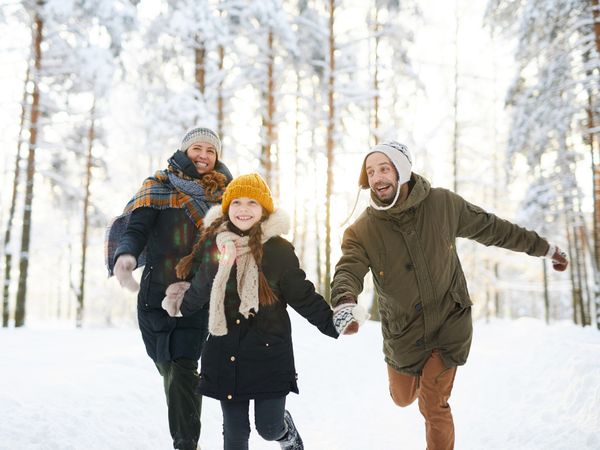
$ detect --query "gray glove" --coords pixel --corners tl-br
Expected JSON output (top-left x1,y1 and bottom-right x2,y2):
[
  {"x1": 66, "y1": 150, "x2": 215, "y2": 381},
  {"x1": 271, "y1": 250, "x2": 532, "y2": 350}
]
[{"x1": 114, "y1": 254, "x2": 139, "y2": 292}]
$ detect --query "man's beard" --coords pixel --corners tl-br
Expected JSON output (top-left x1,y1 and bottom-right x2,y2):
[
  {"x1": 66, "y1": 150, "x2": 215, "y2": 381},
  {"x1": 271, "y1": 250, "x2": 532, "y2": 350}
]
[{"x1": 372, "y1": 182, "x2": 398, "y2": 204}]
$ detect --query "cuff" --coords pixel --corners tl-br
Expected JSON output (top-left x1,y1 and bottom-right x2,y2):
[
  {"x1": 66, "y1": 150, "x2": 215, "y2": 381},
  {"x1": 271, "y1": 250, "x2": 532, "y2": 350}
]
[{"x1": 544, "y1": 243, "x2": 557, "y2": 259}]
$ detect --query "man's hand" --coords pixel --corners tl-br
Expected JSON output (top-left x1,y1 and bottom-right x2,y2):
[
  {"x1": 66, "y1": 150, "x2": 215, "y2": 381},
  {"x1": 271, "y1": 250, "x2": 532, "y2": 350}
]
[
  {"x1": 551, "y1": 246, "x2": 568, "y2": 272},
  {"x1": 114, "y1": 254, "x2": 139, "y2": 292},
  {"x1": 333, "y1": 299, "x2": 370, "y2": 336}
]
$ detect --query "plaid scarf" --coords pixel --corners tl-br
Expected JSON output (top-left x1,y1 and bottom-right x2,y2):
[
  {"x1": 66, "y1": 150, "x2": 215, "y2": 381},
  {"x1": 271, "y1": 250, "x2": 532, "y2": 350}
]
[{"x1": 105, "y1": 165, "x2": 224, "y2": 276}]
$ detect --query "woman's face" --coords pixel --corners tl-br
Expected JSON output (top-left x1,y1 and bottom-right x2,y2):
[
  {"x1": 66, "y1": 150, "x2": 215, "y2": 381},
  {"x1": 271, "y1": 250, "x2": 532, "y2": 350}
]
[
  {"x1": 186, "y1": 142, "x2": 217, "y2": 174},
  {"x1": 228, "y1": 197, "x2": 264, "y2": 231}
]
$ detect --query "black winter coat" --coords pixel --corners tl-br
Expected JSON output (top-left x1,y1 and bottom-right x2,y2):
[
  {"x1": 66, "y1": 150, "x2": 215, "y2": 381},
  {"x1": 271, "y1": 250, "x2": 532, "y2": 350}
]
[
  {"x1": 180, "y1": 234, "x2": 338, "y2": 401},
  {"x1": 113, "y1": 157, "x2": 232, "y2": 363},
  {"x1": 115, "y1": 207, "x2": 209, "y2": 363}
]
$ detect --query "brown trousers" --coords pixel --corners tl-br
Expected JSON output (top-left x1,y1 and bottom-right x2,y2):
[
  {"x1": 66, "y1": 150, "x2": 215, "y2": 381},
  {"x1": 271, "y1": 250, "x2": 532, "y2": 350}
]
[{"x1": 387, "y1": 350, "x2": 457, "y2": 450}]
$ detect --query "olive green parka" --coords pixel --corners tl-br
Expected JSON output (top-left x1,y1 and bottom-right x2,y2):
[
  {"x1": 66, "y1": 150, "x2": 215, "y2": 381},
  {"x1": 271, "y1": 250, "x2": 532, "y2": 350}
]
[{"x1": 331, "y1": 173, "x2": 550, "y2": 375}]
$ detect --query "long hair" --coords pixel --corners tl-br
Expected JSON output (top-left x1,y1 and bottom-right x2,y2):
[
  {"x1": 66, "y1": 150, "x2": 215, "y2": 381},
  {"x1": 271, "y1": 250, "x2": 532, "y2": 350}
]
[
  {"x1": 200, "y1": 171, "x2": 227, "y2": 201},
  {"x1": 175, "y1": 212, "x2": 278, "y2": 307},
  {"x1": 247, "y1": 214, "x2": 278, "y2": 306},
  {"x1": 175, "y1": 214, "x2": 227, "y2": 280}
]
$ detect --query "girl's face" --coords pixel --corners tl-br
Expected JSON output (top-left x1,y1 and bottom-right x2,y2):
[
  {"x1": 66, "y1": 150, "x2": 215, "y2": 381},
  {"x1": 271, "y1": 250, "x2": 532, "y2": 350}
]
[{"x1": 228, "y1": 197, "x2": 264, "y2": 231}]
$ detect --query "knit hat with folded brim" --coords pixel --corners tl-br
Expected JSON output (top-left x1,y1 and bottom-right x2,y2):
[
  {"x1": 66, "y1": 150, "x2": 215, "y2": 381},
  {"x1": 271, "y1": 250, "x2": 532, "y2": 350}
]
[
  {"x1": 221, "y1": 173, "x2": 274, "y2": 214},
  {"x1": 180, "y1": 126, "x2": 222, "y2": 159},
  {"x1": 358, "y1": 141, "x2": 412, "y2": 189}
]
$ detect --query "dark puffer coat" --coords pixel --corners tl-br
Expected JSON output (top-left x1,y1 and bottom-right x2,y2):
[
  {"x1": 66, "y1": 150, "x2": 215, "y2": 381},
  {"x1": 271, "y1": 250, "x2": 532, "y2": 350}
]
[
  {"x1": 113, "y1": 157, "x2": 232, "y2": 363},
  {"x1": 179, "y1": 208, "x2": 338, "y2": 402}
]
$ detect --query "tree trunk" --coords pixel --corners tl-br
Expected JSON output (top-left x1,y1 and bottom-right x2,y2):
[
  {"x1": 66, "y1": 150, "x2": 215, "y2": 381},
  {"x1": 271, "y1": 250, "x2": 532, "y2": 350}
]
[
  {"x1": 261, "y1": 30, "x2": 276, "y2": 192},
  {"x1": 591, "y1": 0, "x2": 600, "y2": 55},
  {"x1": 368, "y1": 7, "x2": 380, "y2": 320},
  {"x1": 494, "y1": 262, "x2": 501, "y2": 317},
  {"x1": 577, "y1": 224, "x2": 592, "y2": 326},
  {"x1": 324, "y1": 0, "x2": 335, "y2": 301},
  {"x1": 217, "y1": 44, "x2": 225, "y2": 147},
  {"x1": 543, "y1": 259, "x2": 550, "y2": 324},
  {"x1": 315, "y1": 150, "x2": 322, "y2": 294},
  {"x1": 195, "y1": 45, "x2": 205, "y2": 94},
  {"x1": 292, "y1": 72, "x2": 301, "y2": 246},
  {"x1": 584, "y1": 2, "x2": 600, "y2": 326},
  {"x1": 566, "y1": 222, "x2": 585, "y2": 325},
  {"x1": 2, "y1": 61, "x2": 31, "y2": 327},
  {"x1": 76, "y1": 99, "x2": 95, "y2": 328},
  {"x1": 14, "y1": 11, "x2": 43, "y2": 327},
  {"x1": 372, "y1": 7, "x2": 380, "y2": 146},
  {"x1": 452, "y1": 1, "x2": 460, "y2": 193}
]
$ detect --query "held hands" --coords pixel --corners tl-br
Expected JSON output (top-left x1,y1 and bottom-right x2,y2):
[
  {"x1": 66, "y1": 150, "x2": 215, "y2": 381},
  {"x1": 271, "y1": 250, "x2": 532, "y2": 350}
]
[
  {"x1": 332, "y1": 297, "x2": 370, "y2": 336},
  {"x1": 114, "y1": 254, "x2": 140, "y2": 292},
  {"x1": 546, "y1": 244, "x2": 569, "y2": 272},
  {"x1": 161, "y1": 281, "x2": 191, "y2": 317}
]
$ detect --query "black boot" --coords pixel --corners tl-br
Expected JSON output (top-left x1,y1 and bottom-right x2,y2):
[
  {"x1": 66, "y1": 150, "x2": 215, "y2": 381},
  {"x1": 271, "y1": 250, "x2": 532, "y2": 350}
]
[{"x1": 277, "y1": 410, "x2": 304, "y2": 450}]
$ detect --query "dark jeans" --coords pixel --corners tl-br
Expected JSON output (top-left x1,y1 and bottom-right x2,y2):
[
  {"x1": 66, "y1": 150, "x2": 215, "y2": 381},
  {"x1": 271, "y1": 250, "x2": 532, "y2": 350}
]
[
  {"x1": 155, "y1": 359, "x2": 202, "y2": 450},
  {"x1": 220, "y1": 396, "x2": 287, "y2": 450}
]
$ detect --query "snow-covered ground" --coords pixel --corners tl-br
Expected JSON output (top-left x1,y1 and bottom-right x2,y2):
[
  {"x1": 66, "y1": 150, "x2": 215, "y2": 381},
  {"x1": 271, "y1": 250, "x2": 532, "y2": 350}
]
[{"x1": 1, "y1": 316, "x2": 599, "y2": 450}]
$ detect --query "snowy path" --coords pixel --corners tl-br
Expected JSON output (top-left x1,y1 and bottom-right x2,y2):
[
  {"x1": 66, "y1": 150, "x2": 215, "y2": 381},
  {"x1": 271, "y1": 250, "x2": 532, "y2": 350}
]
[{"x1": 1, "y1": 317, "x2": 599, "y2": 449}]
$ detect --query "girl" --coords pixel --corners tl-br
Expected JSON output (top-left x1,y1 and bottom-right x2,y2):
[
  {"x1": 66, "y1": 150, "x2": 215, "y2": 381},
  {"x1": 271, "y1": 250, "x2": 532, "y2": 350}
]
[{"x1": 163, "y1": 173, "x2": 339, "y2": 450}]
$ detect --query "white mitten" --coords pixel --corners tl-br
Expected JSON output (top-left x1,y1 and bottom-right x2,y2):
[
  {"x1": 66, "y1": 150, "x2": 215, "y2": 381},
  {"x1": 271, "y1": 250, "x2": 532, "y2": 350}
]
[
  {"x1": 114, "y1": 254, "x2": 139, "y2": 292},
  {"x1": 161, "y1": 281, "x2": 191, "y2": 317},
  {"x1": 333, "y1": 302, "x2": 370, "y2": 335}
]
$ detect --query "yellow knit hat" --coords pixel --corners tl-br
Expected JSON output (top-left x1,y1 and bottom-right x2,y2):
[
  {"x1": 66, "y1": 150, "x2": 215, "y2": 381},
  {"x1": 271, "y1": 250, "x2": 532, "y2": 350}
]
[{"x1": 221, "y1": 173, "x2": 274, "y2": 214}]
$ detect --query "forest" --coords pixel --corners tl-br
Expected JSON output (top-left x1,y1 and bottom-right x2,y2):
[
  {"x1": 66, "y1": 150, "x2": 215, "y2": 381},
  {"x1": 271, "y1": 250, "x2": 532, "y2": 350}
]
[{"x1": 0, "y1": 0, "x2": 599, "y2": 331}]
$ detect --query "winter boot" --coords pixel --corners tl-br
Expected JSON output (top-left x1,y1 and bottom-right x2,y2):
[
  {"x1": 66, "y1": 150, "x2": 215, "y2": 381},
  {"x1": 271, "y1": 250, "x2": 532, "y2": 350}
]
[{"x1": 277, "y1": 410, "x2": 304, "y2": 450}]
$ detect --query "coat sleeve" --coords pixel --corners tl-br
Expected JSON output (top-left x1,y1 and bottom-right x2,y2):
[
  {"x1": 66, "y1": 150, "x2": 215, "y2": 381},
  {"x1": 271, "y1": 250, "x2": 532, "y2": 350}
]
[
  {"x1": 113, "y1": 207, "x2": 159, "y2": 264},
  {"x1": 276, "y1": 241, "x2": 339, "y2": 339},
  {"x1": 180, "y1": 241, "x2": 218, "y2": 316},
  {"x1": 330, "y1": 225, "x2": 371, "y2": 307},
  {"x1": 452, "y1": 192, "x2": 550, "y2": 257}
]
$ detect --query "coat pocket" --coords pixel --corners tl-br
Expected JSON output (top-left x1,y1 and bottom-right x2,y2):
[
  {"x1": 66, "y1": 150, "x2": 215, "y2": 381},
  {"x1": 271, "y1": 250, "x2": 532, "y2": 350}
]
[
  {"x1": 450, "y1": 291, "x2": 473, "y2": 309},
  {"x1": 371, "y1": 252, "x2": 388, "y2": 289}
]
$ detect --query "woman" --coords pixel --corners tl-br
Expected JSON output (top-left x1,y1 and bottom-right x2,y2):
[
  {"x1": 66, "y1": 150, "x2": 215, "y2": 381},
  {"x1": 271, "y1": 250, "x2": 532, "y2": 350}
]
[{"x1": 106, "y1": 126, "x2": 232, "y2": 450}]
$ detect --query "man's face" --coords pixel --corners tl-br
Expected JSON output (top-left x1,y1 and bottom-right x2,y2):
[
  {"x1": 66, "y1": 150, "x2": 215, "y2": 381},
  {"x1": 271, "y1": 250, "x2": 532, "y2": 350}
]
[{"x1": 365, "y1": 152, "x2": 398, "y2": 203}]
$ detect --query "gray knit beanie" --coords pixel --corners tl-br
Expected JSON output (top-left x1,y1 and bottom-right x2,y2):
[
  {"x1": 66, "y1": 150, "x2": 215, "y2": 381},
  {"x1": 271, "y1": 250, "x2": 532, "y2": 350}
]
[{"x1": 180, "y1": 127, "x2": 222, "y2": 159}]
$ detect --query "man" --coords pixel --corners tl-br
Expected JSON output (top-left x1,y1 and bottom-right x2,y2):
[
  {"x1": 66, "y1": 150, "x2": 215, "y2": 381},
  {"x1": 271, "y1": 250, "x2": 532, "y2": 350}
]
[
  {"x1": 330, "y1": 141, "x2": 568, "y2": 450},
  {"x1": 105, "y1": 127, "x2": 233, "y2": 450}
]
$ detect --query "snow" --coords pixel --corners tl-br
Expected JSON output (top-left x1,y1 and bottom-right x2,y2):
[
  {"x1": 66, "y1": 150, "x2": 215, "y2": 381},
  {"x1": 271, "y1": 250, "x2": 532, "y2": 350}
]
[{"x1": 1, "y1": 317, "x2": 599, "y2": 450}]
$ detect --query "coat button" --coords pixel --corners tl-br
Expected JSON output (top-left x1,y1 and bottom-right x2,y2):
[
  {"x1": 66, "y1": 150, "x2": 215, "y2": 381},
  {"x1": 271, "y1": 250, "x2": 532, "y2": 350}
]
[
  {"x1": 230, "y1": 356, "x2": 236, "y2": 362},
  {"x1": 379, "y1": 271, "x2": 384, "y2": 277},
  {"x1": 227, "y1": 394, "x2": 233, "y2": 400},
  {"x1": 265, "y1": 343, "x2": 270, "y2": 347},
  {"x1": 405, "y1": 263, "x2": 414, "y2": 271},
  {"x1": 415, "y1": 338, "x2": 424, "y2": 347},
  {"x1": 235, "y1": 319, "x2": 240, "y2": 325},
  {"x1": 415, "y1": 303, "x2": 422, "y2": 312}
]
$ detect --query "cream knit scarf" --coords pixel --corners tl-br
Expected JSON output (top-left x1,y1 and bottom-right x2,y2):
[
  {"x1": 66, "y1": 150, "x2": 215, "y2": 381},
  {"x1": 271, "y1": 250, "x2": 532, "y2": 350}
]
[{"x1": 203, "y1": 205, "x2": 290, "y2": 336}]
